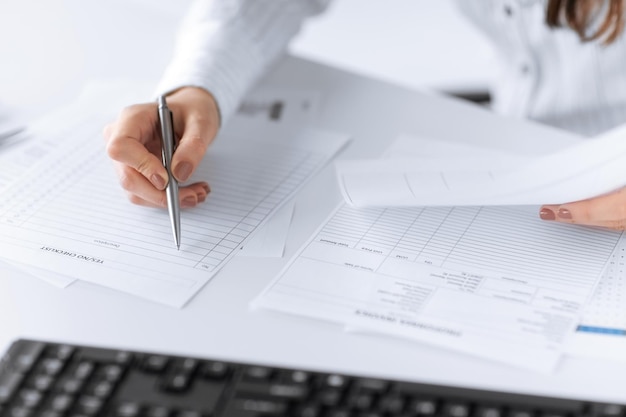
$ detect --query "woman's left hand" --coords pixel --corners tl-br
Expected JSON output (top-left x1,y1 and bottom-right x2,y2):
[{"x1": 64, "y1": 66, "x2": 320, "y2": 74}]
[{"x1": 540, "y1": 186, "x2": 626, "y2": 230}]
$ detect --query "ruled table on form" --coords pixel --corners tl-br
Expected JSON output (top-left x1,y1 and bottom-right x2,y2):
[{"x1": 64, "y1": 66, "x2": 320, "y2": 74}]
[
  {"x1": 256, "y1": 203, "x2": 622, "y2": 372},
  {"x1": 0, "y1": 120, "x2": 349, "y2": 307}
]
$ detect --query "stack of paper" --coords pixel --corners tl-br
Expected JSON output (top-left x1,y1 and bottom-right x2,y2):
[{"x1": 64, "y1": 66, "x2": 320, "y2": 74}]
[
  {"x1": 254, "y1": 134, "x2": 626, "y2": 373},
  {"x1": 0, "y1": 85, "x2": 348, "y2": 308}
]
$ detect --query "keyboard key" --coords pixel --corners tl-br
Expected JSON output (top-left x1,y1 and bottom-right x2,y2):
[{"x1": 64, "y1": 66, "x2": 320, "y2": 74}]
[
  {"x1": 11, "y1": 342, "x2": 45, "y2": 373},
  {"x1": 178, "y1": 358, "x2": 199, "y2": 374},
  {"x1": 324, "y1": 375, "x2": 349, "y2": 389},
  {"x1": 0, "y1": 371, "x2": 24, "y2": 405},
  {"x1": 50, "y1": 394, "x2": 74, "y2": 413},
  {"x1": 474, "y1": 405, "x2": 504, "y2": 417},
  {"x1": 163, "y1": 373, "x2": 192, "y2": 393},
  {"x1": 245, "y1": 366, "x2": 274, "y2": 380},
  {"x1": 357, "y1": 412, "x2": 384, "y2": 417},
  {"x1": 285, "y1": 370, "x2": 311, "y2": 384},
  {"x1": 48, "y1": 345, "x2": 75, "y2": 361},
  {"x1": 40, "y1": 411, "x2": 63, "y2": 417},
  {"x1": 102, "y1": 364, "x2": 123, "y2": 382},
  {"x1": 145, "y1": 405, "x2": 171, "y2": 417},
  {"x1": 233, "y1": 398, "x2": 289, "y2": 414},
  {"x1": 599, "y1": 405, "x2": 626, "y2": 417},
  {"x1": 143, "y1": 355, "x2": 169, "y2": 373},
  {"x1": 61, "y1": 378, "x2": 84, "y2": 395},
  {"x1": 77, "y1": 347, "x2": 132, "y2": 365},
  {"x1": 347, "y1": 392, "x2": 375, "y2": 410},
  {"x1": 74, "y1": 362, "x2": 94, "y2": 380},
  {"x1": 317, "y1": 389, "x2": 343, "y2": 407},
  {"x1": 294, "y1": 403, "x2": 321, "y2": 417},
  {"x1": 41, "y1": 359, "x2": 64, "y2": 376},
  {"x1": 30, "y1": 374, "x2": 54, "y2": 392},
  {"x1": 409, "y1": 398, "x2": 438, "y2": 416},
  {"x1": 178, "y1": 410, "x2": 204, "y2": 417},
  {"x1": 542, "y1": 412, "x2": 570, "y2": 417},
  {"x1": 92, "y1": 380, "x2": 114, "y2": 398},
  {"x1": 509, "y1": 409, "x2": 535, "y2": 417},
  {"x1": 443, "y1": 403, "x2": 472, "y2": 417},
  {"x1": 378, "y1": 393, "x2": 405, "y2": 414},
  {"x1": 202, "y1": 361, "x2": 229, "y2": 379},
  {"x1": 116, "y1": 401, "x2": 142, "y2": 417},
  {"x1": 325, "y1": 410, "x2": 351, "y2": 417},
  {"x1": 77, "y1": 395, "x2": 103, "y2": 415},
  {"x1": 8, "y1": 406, "x2": 31, "y2": 417},
  {"x1": 355, "y1": 379, "x2": 388, "y2": 393},
  {"x1": 17, "y1": 389, "x2": 42, "y2": 408},
  {"x1": 236, "y1": 381, "x2": 309, "y2": 400}
]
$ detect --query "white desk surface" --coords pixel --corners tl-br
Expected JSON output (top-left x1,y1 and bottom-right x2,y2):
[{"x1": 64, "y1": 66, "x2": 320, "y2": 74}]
[{"x1": 2, "y1": 55, "x2": 625, "y2": 404}]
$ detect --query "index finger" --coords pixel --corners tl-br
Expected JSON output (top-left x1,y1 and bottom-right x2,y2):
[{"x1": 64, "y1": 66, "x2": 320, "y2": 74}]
[
  {"x1": 541, "y1": 187, "x2": 626, "y2": 226},
  {"x1": 105, "y1": 105, "x2": 169, "y2": 190}
]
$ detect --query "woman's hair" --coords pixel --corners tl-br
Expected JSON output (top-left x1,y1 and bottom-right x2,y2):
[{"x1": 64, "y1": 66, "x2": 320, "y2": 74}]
[{"x1": 546, "y1": 0, "x2": 624, "y2": 44}]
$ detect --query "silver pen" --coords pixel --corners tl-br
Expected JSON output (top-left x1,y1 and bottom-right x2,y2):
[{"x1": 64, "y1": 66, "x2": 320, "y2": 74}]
[{"x1": 157, "y1": 95, "x2": 181, "y2": 250}]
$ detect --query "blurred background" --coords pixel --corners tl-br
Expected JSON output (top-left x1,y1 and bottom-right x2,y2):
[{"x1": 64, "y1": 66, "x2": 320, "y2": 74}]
[{"x1": 0, "y1": 0, "x2": 496, "y2": 122}]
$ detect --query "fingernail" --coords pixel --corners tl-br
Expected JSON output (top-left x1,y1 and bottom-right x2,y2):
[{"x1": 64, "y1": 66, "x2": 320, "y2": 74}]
[
  {"x1": 198, "y1": 192, "x2": 207, "y2": 203},
  {"x1": 174, "y1": 162, "x2": 193, "y2": 182},
  {"x1": 558, "y1": 208, "x2": 572, "y2": 219},
  {"x1": 181, "y1": 196, "x2": 196, "y2": 208},
  {"x1": 540, "y1": 208, "x2": 555, "y2": 220},
  {"x1": 202, "y1": 183, "x2": 210, "y2": 194},
  {"x1": 150, "y1": 174, "x2": 167, "y2": 190}
]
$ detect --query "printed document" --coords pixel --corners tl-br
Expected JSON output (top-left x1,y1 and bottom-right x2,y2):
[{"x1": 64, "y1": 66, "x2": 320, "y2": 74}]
[
  {"x1": 336, "y1": 124, "x2": 626, "y2": 206},
  {"x1": 568, "y1": 238, "x2": 626, "y2": 362},
  {"x1": 255, "y1": 135, "x2": 623, "y2": 372},
  {"x1": 0, "y1": 118, "x2": 349, "y2": 308},
  {"x1": 1, "y1": 85, "x2": 325, "y2": 291}
]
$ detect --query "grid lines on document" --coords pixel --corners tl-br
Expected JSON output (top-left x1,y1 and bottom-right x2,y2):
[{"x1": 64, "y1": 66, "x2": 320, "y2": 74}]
[
  {"x1": 581, "y1": 239, "x2": 626, "y2": 331},
  {"x1": 316, "y1": 205, "x2": 620, "y2": 287},
  {"x1": 0, "y1": 129, "x2": 321, "y2": 273}
]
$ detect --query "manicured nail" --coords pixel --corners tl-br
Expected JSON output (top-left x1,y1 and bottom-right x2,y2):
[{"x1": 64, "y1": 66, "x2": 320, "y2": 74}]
[
  {"x1": 558, "y1": 208, "x2": 572, "y2": 219},
  {"x1": 182, "y1": 196, "x2": 196, "y2": 208},
  {"x1": 174, "y1": 162, "x2": 193, "y2": 182},
  {"x1": 540, "y1": 208, "x2": 555, "y2": 220},
  {"x1": 150, "y1": 174, "x2": 166, "y2": 190}
]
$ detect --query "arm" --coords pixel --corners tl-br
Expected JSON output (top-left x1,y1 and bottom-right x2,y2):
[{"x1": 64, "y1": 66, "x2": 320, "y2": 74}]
[{"x1": 104, "y1": 0, "x2": 329, "y2": 208}]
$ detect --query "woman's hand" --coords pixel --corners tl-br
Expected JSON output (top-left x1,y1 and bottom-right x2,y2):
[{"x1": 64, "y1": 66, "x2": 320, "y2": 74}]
[
  {"x1": 103, "y1": 87, "x2": 220, "y2": 208},
  {"x1": 540, "y1": 186, "x2": 626, "y2": 230}
]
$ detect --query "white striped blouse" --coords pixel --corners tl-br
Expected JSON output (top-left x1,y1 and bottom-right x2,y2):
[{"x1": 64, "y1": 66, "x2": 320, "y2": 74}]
[{"x1": 156, "y1": 0, "x2": 626, "y2": 137}]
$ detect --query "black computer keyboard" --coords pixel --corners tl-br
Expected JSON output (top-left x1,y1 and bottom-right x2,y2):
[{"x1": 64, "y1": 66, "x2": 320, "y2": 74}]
[{"x1": 0, "y1": 340, "x2": 623, "y2": 417}]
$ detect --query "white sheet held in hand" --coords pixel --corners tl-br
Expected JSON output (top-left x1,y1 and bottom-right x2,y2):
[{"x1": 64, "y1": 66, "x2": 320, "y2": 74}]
[{"x1": 336, "y1": 124, "x2": 626, "y2": 207}]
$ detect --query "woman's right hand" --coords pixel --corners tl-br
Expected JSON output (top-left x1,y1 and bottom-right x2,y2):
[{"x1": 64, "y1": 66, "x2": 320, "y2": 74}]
[{"x1": 103, "y1": 87, "x2": 221, "y2": 209}]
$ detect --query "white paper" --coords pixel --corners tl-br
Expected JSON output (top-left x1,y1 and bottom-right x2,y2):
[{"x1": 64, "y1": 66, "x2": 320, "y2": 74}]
[
  {"x1": 337, "y1": 124, "x2": 626, "y2": 207},
  {"x1": 254, "y1": 203, "x2": 621, "y2": 372},
  {"x1": 0, "y1": 260, "x2": 74, "y2": 288},
  {"x1": 0, "y1": 117, "x2": 349, "y2": 308},
  {"x1": 4, "y1": 86, "x2": 320, "y2": 285},
  {"x1": 239, "y1": 201, "x2": 294, "y2": 258},
  {"x1": 255, "y1": 135, "x2": 623, "y2": 372}
]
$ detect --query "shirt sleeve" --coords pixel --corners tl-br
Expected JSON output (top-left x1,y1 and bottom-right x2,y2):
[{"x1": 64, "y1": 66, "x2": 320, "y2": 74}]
[{"x1": 155, "y1": 0, "x2": 330, "y2": 125}]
